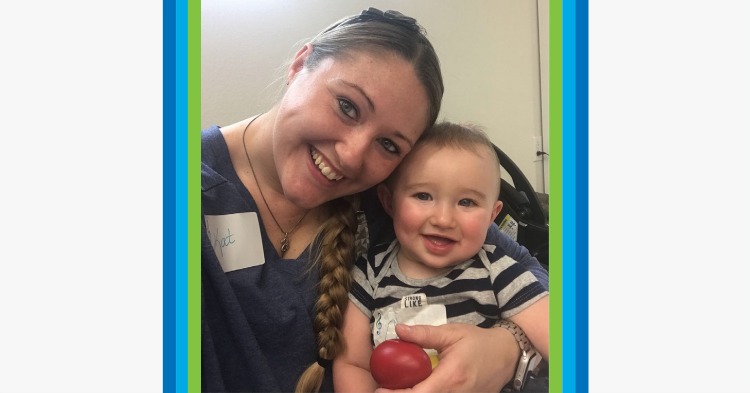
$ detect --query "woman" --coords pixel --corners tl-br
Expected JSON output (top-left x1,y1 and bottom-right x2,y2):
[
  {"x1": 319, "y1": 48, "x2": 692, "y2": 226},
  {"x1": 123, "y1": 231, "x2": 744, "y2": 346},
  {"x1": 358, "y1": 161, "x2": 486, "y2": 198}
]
[{"x1": 201, "y1": 8, "x2": 548, "y2": 392}]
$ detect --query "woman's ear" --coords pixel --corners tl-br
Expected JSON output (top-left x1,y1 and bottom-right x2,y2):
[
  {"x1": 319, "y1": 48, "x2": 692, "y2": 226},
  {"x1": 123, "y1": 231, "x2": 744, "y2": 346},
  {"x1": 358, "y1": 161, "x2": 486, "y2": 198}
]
[
  {"x1": 287, "y1": 43, "x2": 312, "y2": 83},
  {"x1": 376, "y1": 184, "x2": 395, "y2": 217}
]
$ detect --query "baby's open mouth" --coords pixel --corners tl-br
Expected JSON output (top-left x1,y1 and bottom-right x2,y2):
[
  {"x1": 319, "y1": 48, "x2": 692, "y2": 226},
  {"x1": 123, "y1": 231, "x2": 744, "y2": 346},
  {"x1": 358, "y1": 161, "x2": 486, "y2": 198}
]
[
  {"x1": 310, "y1": 147, "x2": 343, "y2": 181},
  {"x1": 424, "y1": 235, "x2": 456, "y2": 246}
]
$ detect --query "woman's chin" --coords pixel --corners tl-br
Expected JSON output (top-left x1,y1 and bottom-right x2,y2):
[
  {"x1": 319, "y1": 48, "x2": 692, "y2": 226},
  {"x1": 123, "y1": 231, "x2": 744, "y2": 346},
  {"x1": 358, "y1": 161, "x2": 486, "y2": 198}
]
[
  {"x1": 286, "y1": 188, "x2": 334, "y2": 209},
  {"x1": 285, "y1": 178, "x2": 365, "y2": 209}
]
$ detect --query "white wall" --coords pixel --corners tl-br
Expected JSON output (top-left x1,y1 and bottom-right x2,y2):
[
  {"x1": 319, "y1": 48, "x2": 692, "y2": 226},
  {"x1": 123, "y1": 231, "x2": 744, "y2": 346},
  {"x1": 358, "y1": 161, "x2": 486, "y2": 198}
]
[{"x1": 202, "y1": 0, "x2": 549, "y2": 193}]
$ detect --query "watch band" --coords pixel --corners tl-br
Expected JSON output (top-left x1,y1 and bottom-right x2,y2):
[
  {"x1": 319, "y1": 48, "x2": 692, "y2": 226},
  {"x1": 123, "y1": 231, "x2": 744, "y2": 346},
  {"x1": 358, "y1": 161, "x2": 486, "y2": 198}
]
[
  {"x1": 495, "y1": 319, "x2": 531, "y2": 353},
  {"x1": 496, "y1": 320, "x2": 537, "y2": 391}
]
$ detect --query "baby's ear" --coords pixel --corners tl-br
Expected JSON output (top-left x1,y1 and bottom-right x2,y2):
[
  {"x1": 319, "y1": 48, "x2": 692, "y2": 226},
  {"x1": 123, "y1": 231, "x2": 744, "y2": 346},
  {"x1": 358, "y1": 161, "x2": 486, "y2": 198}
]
[
  {"x1": 376, "y1": 184, "x2": 394, "y2": 217},
  {"x1": 491, "y1": 200, "x2": 503, "y2": 222}
]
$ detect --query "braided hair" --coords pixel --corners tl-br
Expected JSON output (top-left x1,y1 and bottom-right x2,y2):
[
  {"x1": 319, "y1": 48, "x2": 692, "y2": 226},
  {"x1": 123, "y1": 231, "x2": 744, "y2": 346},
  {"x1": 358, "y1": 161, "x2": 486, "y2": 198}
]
[{"x1": 295, "y1": 196, "x2": 359, "y2": 393}]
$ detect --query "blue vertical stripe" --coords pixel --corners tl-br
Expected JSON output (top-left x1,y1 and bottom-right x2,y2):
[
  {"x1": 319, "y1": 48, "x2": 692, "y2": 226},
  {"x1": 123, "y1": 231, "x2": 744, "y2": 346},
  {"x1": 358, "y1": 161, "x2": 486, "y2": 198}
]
[
  {"x1": 562, "y1": 0, "x2": 575, "y2": 391},
  {"x1": 562, "y1": 0, "x2": 588, "y2": 392},
  {"x1": 176, "y1": 0, "x2": 188, "y2": 391},
  {"x1": 163, "y1": 0, "x2": 176, "y2": 391},
  {"x1": 575, "y1": 0, "x2": 589, "y2": 391},
  {"x1": 172, "y1": 0, "x2": 188, "y2": 392}
]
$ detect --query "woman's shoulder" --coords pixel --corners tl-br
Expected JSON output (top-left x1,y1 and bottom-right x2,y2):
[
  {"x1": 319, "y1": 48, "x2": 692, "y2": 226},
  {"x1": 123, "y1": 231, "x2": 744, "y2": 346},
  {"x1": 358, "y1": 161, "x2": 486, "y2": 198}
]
[
  {"x1": 201, "y1": 125, "x2": 238, "y2": 193},
  {"x1": 201, "y1": 125, "x2": 226, "y2": 161}
]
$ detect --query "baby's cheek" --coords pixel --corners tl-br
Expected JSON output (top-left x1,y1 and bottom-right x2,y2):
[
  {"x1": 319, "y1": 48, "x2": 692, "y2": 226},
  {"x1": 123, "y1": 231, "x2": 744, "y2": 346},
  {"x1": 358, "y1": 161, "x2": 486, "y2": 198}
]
[
  {"x1": 395, "y1": 203, "x2": 426, "y2": 230},
  {"x1": 465, "y1": 217, "x2": 492, "y2": 242}
]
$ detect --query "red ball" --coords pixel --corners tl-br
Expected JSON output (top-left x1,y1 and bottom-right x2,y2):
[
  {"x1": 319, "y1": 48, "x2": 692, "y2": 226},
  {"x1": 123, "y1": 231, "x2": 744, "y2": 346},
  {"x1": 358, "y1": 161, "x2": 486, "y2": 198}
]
[{"x1": 370, "y1": 339, "x2": 433, "y2": 389}]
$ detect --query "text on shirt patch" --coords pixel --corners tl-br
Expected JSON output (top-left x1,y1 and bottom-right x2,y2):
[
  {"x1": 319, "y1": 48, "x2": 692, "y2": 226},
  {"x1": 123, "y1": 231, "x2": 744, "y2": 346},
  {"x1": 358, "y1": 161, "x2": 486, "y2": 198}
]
[
  {"x1": 208, "y1": 226, "x2": 235, "y2": 257},
  {"x1": 401, "y1": 293, "x2": 428, "y2": 308}
]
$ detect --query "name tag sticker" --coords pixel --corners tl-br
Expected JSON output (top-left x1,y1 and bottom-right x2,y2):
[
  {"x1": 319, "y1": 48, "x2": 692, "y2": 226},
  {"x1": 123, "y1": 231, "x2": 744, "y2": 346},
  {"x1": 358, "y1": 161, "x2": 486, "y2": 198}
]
[{"x1": 205, "y1": 212, "x2": 265, "y2": 272}]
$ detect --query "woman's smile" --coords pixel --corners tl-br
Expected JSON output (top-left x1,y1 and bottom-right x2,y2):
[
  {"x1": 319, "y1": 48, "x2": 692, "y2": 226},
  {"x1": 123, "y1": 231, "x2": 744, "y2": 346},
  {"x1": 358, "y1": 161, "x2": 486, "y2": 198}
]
[{"x1": 310, "y1": 147, "x2": 344, "y2": 181}]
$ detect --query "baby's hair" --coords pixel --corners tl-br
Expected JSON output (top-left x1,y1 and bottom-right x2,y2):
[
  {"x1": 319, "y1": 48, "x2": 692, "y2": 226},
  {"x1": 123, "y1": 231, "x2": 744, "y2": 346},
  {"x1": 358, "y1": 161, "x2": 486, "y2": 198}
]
[
  {"x1": 387, "y1": 121, "x2": 502, "y2": 194},
  {"x1": 418, "y1": 121, "x2": 499, "y2": 157}
]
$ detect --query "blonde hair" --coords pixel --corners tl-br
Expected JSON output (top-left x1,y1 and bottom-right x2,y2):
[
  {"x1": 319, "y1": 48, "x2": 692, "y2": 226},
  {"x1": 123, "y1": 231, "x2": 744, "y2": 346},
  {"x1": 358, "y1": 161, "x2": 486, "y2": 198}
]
[{"x1": 387, "y1": 121, "x2": 502, "y2": 195}]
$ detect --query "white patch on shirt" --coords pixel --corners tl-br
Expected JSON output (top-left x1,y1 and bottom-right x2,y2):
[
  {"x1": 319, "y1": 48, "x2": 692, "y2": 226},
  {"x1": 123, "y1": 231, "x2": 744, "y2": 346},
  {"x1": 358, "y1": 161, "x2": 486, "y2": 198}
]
[
  {"x1": 205, "y1": 212, "x2": 265, "y2": 272},
  {"x1": 372, "y1": 301, "x2": 447, "y2": 348}
]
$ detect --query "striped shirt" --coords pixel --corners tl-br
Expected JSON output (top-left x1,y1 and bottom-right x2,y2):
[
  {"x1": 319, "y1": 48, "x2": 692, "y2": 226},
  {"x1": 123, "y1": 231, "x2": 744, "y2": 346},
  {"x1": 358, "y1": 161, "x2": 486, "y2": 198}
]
[{"x1": 349, "y1": 239, "x2": 548, "y2": 335}]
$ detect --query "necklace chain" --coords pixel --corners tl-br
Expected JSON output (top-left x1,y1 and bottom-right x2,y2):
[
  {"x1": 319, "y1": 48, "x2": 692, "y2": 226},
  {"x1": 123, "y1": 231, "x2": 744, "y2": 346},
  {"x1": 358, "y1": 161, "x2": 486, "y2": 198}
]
[{"x1": 242, "y1": 114, "x2": 310, "y2": 257}]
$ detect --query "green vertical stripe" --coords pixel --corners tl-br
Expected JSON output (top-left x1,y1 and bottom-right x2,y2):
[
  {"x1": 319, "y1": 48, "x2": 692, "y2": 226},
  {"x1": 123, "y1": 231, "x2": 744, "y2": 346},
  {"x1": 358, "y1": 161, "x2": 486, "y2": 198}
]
[
  {"x1": 548, "y1": 1, "x2": 563, "y2": 392},
  {"x1": 188, "y1": 0, "x2": 201, "y2": 391}
]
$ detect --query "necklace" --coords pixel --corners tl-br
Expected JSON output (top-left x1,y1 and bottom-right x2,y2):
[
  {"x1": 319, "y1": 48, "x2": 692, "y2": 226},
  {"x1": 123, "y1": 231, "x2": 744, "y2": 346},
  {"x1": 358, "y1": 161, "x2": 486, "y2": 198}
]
[{"x1": 242, "y1": 114, "x2": 310, "y2": 257}]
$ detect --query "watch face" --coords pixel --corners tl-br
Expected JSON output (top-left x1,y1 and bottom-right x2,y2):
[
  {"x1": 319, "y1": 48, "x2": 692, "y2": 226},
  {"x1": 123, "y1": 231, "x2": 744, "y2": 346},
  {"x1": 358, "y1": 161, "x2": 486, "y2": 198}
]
[{"x1": 513, "y1": 348, "x2": 542, "y2": 391}]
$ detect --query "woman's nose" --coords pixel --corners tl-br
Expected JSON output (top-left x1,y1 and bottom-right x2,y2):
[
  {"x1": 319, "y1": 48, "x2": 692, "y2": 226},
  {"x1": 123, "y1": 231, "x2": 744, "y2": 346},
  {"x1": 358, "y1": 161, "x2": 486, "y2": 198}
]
[{"x1": 336, "y1": 131, "x2": 370, "y2": 173}]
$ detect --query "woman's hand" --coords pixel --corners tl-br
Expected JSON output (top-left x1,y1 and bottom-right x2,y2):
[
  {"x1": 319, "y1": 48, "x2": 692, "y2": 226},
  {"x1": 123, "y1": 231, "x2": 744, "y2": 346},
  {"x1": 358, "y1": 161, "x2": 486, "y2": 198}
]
[{"x1": 375, "y1": 323, "x2": 520, "y2": 393}]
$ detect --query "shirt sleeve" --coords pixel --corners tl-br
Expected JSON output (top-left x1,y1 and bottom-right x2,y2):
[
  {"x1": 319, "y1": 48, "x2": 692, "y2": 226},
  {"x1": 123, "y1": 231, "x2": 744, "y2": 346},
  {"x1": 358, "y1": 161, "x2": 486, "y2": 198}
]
[
  {"x1": 349, "y1": 252, "x2": 376, "y2": 320},
  {"x1": 486, "y1": 223, "x2": 549, "y2": 290},
  {"x1": 476, "y1": 245, "x2": 548, "y2": 319}
]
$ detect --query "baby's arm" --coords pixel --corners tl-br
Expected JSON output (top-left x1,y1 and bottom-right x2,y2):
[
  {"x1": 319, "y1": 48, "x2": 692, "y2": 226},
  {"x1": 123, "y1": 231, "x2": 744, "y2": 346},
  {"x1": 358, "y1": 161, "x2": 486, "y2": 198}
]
[
  {"x1": 333, "y1": 299, "x2": 378, "y2": 392},
  {"x1": 508, "y1": 295, "x2": 549, "y2": 360},
  {"x1": 487, "y1": 224, "x2": 549, "y2": 289}
]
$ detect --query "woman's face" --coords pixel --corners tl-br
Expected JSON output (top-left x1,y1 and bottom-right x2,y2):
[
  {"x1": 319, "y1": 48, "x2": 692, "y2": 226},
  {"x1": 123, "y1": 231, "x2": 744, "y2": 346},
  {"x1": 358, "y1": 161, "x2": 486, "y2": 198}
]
[{"x1": 272, "y1": 47, "x2": 431, "y2": 209}]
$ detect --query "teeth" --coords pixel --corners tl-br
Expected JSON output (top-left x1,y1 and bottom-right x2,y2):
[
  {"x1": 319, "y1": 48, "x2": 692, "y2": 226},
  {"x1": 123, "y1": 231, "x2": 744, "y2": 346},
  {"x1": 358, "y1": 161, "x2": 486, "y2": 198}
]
[{"x1": 310, "y1": 148, "x2": 343, "y2": 181}]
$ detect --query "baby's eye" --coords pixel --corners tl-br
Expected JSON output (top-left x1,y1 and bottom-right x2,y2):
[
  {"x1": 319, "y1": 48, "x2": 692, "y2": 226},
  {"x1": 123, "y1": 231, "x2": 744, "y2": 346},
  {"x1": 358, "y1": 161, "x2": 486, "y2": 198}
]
[
  {"x1": 458, "y1": 199, "x2": 477, "y2": 207},
  {"x1": 378, "y1": 138, "x2": 401, "y2": 155},
  {"x1": 338, "y1": 98, "x2": 358, "y2": 119},
  {"x1": 415, "y1": 192, "x2": 431, "y2": 201}
]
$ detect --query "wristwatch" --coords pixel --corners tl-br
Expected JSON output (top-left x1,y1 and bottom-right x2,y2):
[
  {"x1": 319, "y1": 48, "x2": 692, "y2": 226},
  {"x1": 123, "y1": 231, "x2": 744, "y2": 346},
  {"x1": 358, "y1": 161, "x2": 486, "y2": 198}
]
[{"x1": 496, "y1": 320, "x2": 542, "y2": 391}]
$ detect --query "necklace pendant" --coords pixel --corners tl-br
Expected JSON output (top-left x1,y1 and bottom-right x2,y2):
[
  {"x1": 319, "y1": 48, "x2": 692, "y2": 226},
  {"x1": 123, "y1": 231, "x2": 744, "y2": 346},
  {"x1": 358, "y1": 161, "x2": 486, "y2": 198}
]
[{"x1": 280, "y1": 233, "x2": 290, "y2": 255}]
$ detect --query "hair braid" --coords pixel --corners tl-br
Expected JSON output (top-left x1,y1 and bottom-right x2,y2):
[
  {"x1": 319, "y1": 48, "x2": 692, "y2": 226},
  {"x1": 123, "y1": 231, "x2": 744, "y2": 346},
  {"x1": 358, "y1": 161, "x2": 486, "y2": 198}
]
[{"x1": 295, "y1": 195, "x2": 360, "y2": 393}]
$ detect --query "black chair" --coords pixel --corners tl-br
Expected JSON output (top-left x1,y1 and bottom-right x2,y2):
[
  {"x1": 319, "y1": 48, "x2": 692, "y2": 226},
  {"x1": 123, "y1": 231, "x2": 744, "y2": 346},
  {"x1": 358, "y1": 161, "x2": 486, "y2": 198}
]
[
  {"x1": 493, "y1": 144, "x2": 550, "y2": 392},
  {"x1": 493, "y1": 145, "x2": 549, "y2": 269}
]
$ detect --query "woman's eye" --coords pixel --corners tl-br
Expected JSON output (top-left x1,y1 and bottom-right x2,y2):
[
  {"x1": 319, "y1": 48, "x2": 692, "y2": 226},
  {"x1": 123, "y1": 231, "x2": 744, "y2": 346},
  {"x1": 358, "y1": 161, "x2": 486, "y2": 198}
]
[
  {"x1": 415, "y1": 192, "x2": 431, "y2": 201},
  {"x1": 458, "y1": 199, "x2": 476, "y2": 207},
  {"x1": 379, "y1": 138, "x2": 400, "y2": 155},
  {"x1": 338, "y1": 98, "x2": 358, "y2": 119}
]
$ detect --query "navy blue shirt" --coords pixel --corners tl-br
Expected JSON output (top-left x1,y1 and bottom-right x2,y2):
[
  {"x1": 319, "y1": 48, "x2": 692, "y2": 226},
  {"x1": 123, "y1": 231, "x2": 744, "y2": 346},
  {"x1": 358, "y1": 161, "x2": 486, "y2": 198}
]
[{"x1": 202, "y1": 126, "x2": 330, "y2": 392}]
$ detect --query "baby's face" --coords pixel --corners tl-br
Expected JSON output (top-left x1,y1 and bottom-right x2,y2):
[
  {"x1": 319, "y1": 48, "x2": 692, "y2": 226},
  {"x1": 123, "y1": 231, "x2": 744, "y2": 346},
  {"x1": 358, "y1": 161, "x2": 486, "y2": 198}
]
[{"x1": 386, "y1": 144, "x2": 502, "y2": 279}]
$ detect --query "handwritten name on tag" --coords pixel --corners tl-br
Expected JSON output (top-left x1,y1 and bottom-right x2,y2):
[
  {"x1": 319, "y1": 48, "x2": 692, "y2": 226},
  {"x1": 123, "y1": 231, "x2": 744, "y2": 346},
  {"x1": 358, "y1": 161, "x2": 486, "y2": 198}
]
[{"x1": 205, "y1": 212, "x2": 265, "y2": 272}]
